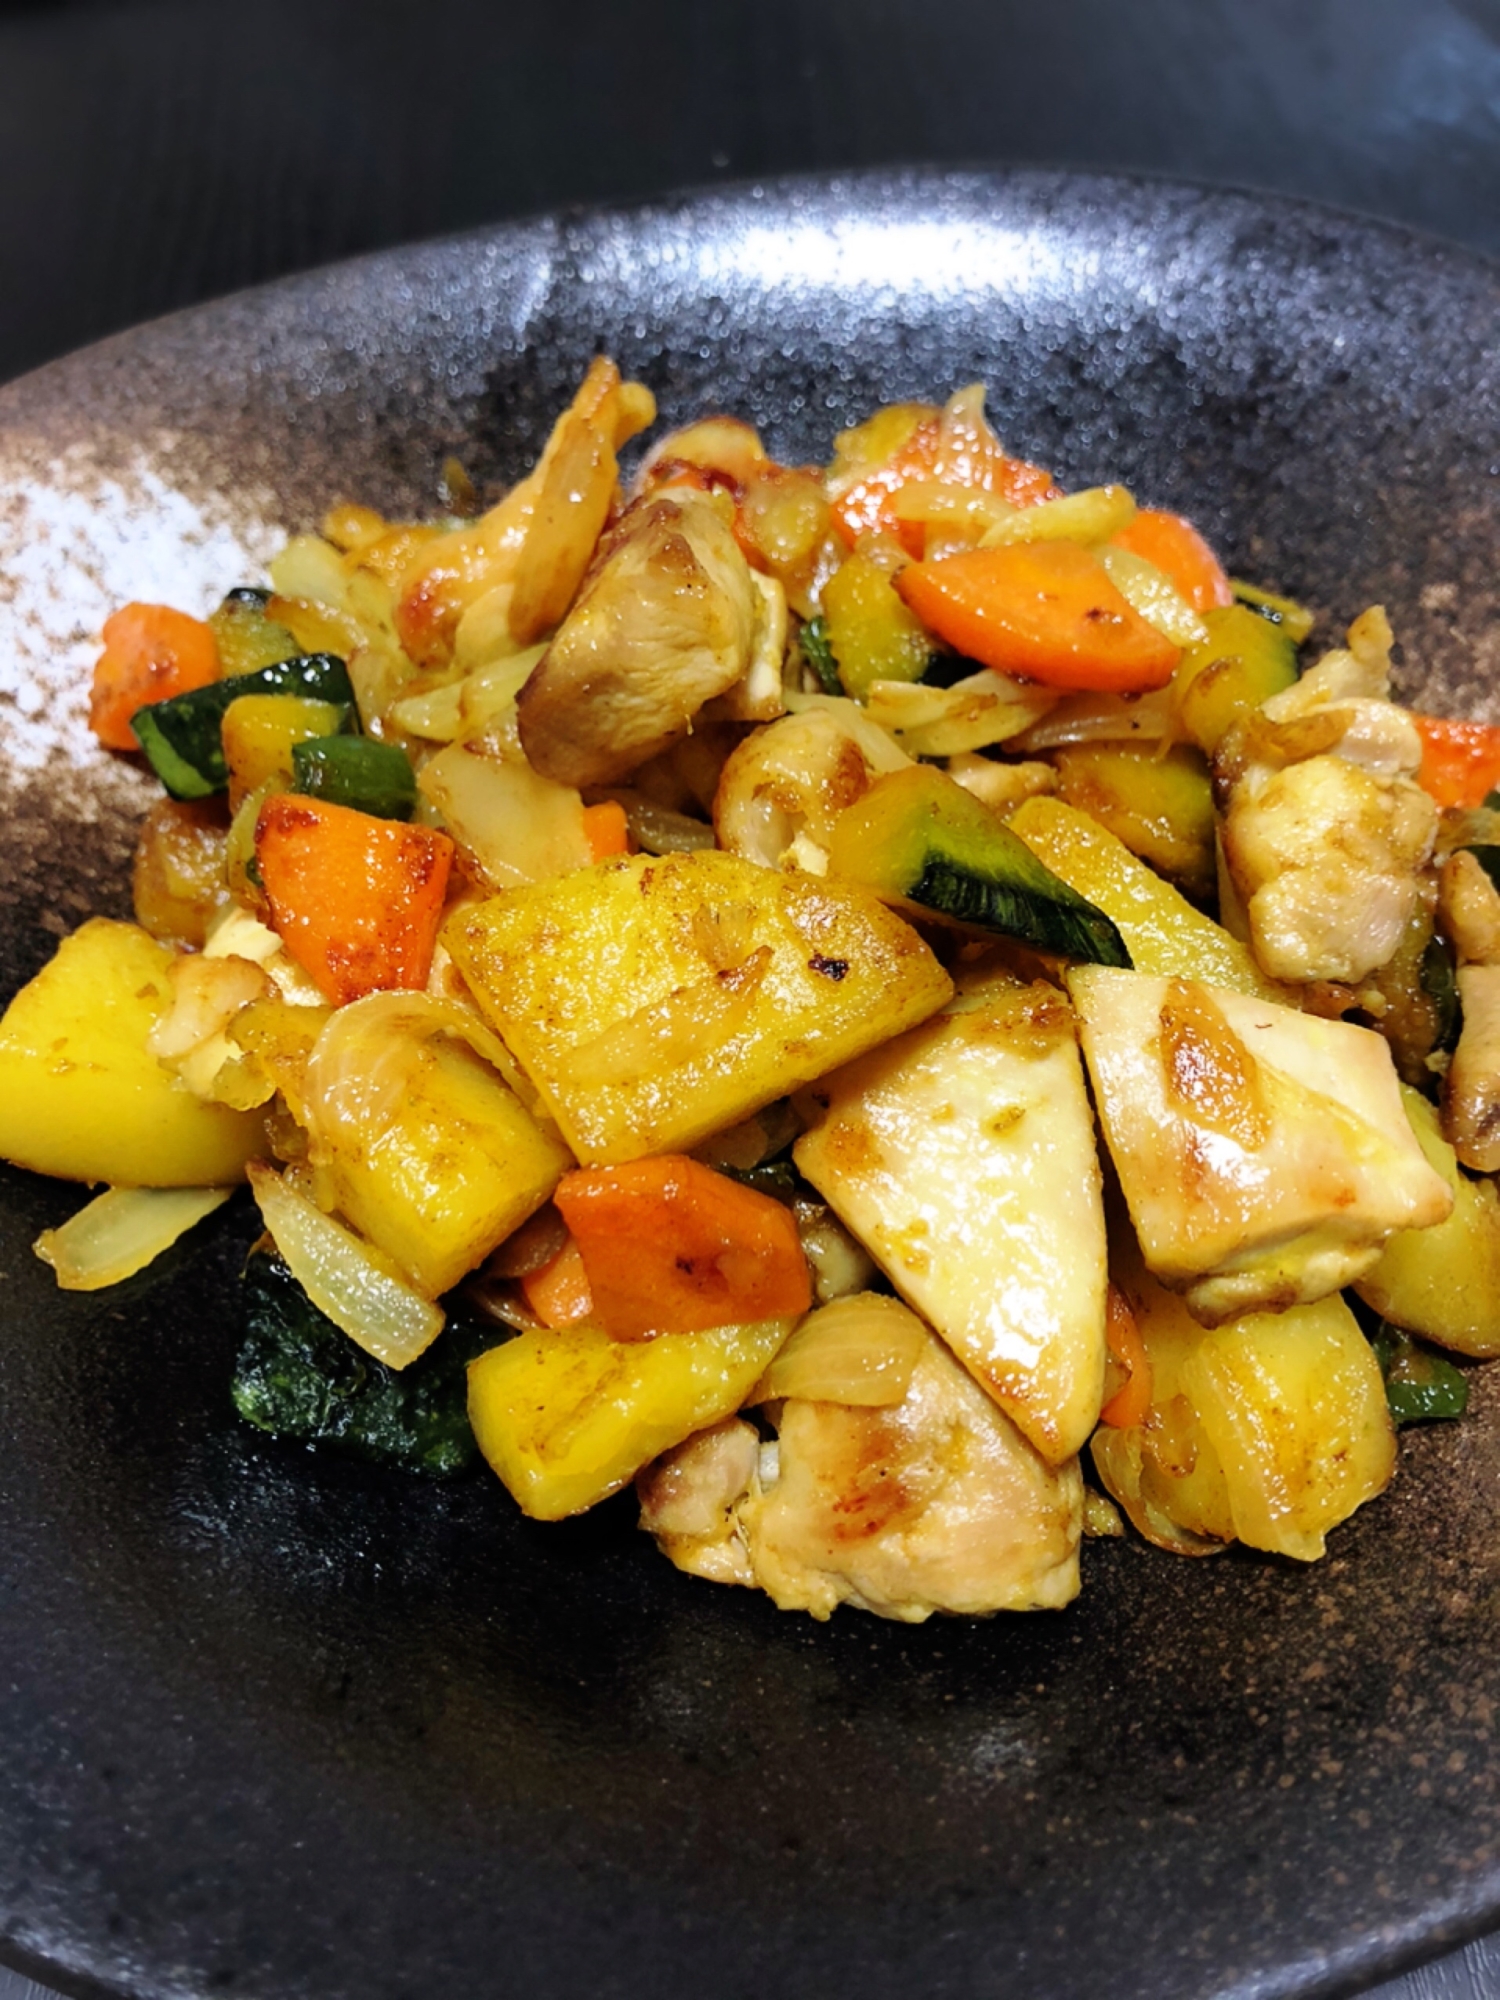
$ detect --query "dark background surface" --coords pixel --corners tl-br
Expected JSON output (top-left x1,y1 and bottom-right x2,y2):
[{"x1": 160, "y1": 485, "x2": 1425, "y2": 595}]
[{"x1": 3, "y1": 2, "x2": 1500, "y2": 1996}]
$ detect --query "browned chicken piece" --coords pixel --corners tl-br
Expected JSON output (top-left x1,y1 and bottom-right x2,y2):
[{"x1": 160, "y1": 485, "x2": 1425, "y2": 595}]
[
  {"x1": 516, "y1": 493, "x2": 756, "y2": 788},
  {"x1": 636, "y1": 1417, "x2": 760, "y2": 1588},
  {"x1": 738, "y1": 1327, "x2": 1082, "y2": 1621},
  {"x1": 1446, "y1": 965, "x2": 1500, "y2": 1171},
  {"x1": 1439, "y1": 850, "x2": 1500, "y2": 969}
]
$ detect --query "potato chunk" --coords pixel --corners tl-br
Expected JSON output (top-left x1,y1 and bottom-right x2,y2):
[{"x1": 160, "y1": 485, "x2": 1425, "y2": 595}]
[
  {"x1": 444, "y1": 850, "x2": 952, "y2": 1164},
  {"x1": 1092, "y1": 1250, "x2": 1395, "y2": 1562},
  {"x1": 794, "y1": 970, "x2": 1106, "y2": 1463},
  {"x1": 0, "y1": 919, "x2": 267, "y2": 1187},
  {"x1": 1008, "y1": 795, "x2": 1287, "y2": 1000},
  {"x1": 1069, "y1": 966, "x2": 1451, "y2": 1323},
  {"x1": 1353, "y1": 1087, "x2": 1500, "y2": 1357},
  {"x1": 740, "y1": 1322, "x2": 1082, "y2": 1620},
  {"x1": 302, "y1": 996, "x2": 574, "y2": 1298},
  {"x1": 467, "y1": 1314, "x2": 794, "y2": 1519}
]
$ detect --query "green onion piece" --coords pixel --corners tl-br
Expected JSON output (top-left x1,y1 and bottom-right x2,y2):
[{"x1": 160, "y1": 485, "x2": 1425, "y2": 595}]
[
  {"x1": 292, "y1": 735, "x2": 417, "y2": 820},
  {"x1": 131, "y1": 653, "x2": 355, "y2": 800},
  {"x1": 800, "y1": 615, "x2": 844, "y2": 696},
  {"x1": 1370, "y1": 1324, "x2": 1469, "y2": 1426}
]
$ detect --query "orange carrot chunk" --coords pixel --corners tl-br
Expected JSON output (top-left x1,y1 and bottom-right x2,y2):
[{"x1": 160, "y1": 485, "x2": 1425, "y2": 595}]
[
  {"x1": 581, "y1": 799, "x2": 631, "y2": 861},
  {"x1": 254, "y1": 794, "x2": 454, "y2": 1005},
  {"x1": 521, "y1": 1239, "x2": 595, "y2": 1327},
  {"x1": 1411, "y1": 713, "x2": 1500, "y2": 811},
  {"x1": 1099, "y1": 1284, "x2": 1153, "y2": 1431},
  {"x1": 1109, "y1": 508, "x2": 1234, "y2": 613},
  {"x1": 88, "y1": 603, "x2": 220, "y2": 751},
  {"x1": 553, "y1": 1154, "x2": 812, "y2": 1340},
  {"x1": 896, "y1": 539, "x2": 1182, "y2": 693}
]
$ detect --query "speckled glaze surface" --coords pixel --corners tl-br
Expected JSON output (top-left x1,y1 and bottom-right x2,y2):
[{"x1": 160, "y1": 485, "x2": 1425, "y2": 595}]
[{"x1": 1, "y1": 170, "x2": 1499, "y2": 2000}]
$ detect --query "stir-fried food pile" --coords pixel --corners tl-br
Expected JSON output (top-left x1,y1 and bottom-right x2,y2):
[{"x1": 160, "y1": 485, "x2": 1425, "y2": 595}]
[{"x1": 4, "y1": 358, "x2": 1498, "y2": 1621}]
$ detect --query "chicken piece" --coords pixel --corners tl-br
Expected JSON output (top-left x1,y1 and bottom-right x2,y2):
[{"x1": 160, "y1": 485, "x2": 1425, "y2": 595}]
[
  {"x1": 1439, "y1": 850, "x2": 1500, "y2": 968},
  {"x1": 1216, "y1": 613, "x2": 1438, "y2": 985},
  {"x1": 637, "y1": 1417, "x2": 760, "y2": 1588},
  {"x1": 793, "y1": 969, "x2": 1107, "y2": 1465},
  {"x1": 516, "y1": 493, "x2": 757, "y2": 788},
  {"x1": 1220, "y1": 756, "x2": 1436, "y2": 984},
  {"x1": 739, "y1": 1325, "x2": 1082, "y2": 1621},
  {"x1": 1069, "y1": 966, "x2": 1452, "y2": 1324},
  {"x1": 1445, "y1": 963, "x2": 1500, "y2": 1171},
  {"x1": 713, "y1": 702, "x2": 910, "y2": 871},
  {"x1": 702, "y1": 571, "x2": 789, "y2": 724},
  {"x1": 394, "y1": 357, "x2": 654, "y2": 668}
]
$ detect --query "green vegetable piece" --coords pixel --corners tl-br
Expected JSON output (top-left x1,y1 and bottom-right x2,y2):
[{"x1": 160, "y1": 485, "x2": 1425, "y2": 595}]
[
  {"x1": 131, "y1": 653, "x2": 355, "y2": 800},
  {"x1": 1171, "y1": 605, "x2": 1299, "y2": 757},
  {"x1": 1418, "y1": 932, "x2": 1460, "y2": 1056},
  {"x1": 825, "y1": 764, "x2": 1131, "y2": 967},
  {"x1": 1370, "y1": 1323, "x2": 1469, "y2": 1427},
  {"x1": 800, "y1": 615, "x2": 844, "y2": 697},
  {"x1": 292, "y1": 735, "x2": 417, "y2": 820},
  {"x1": 1230, "y1": 579, "x2": 1316, "y2": 646},
  {"x1": 232, "y1": 1248, "x2": 494, "y2": 1475}
]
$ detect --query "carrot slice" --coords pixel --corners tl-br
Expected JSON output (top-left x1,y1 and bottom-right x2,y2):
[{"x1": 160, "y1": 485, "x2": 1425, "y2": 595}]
[
  {"x1": 88, "y1": 603, "x2": 219, "y2": 751},
  {"x1": 1099, "y1": 1284, "x2": 1153, "y2": 1430},
  {"x1": 1109, "y1": 509, "x2": 1234, "y2": 613},
  {"x1": 896, "y1": 540, "x2": 1182, "y2": 692},
  {"x1": 553, "y1": 1154, "x2": 812, "y2": 1339},
  {"x1": 255, "y1": 794, "x2": 455, "y2": 1005},
  {"x1": 521, "y1": 1239, "x2": 595, "y2": 1327},
  {"x1": 581, "y1": 799, "x2": 631, "y2": 861},
  {"x1": 1411, "y1": 713, "x2": 1500, "y2": 811}
]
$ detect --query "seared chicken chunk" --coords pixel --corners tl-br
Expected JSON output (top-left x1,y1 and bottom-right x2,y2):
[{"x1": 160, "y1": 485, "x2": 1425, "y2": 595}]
[
  {"x1": 1446, "y1": 964, "x2": 1500, "y2": 1172},
  {"x1": 1217, "y1": 615, "x2": 1438, "y2": 984},
  {"x1": 713, "y1": 701, "x2": 910, "y2": 871},
  {"x1": 637, "y1": 1417, "x2": 760, "y2": 1587},
  {"x1": 517, "y1": 493, "x2": 756, "y2": 788},
  {"x1": 1070, "y1": 966, "x2": 1452, "y2": 1323},
  {"x1": 739, "y1": 1324, "x2": 1082, "y2": 1621}
]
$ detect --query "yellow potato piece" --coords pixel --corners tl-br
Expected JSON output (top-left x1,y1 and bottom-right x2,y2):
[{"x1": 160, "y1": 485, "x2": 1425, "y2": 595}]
[
  {"x1": 312, "y1": 1031, "x2": 573, "y2": 1299},
  {"x1": 444, "y1": 850, "x2": 952, "y2": 1164},
  {"x1": 0, "y1": 918, "x2": 266, "y2": 1186},
  {"x1": 1093, "y1": 1248, "x2": 1395, "y2": 1562},
  {"x1": 1353, "y1": 1087, "x2": 1500, "y2": 1357},
  {"x1": 1009, "y1": 794, "x2": 1289, "y2": 1001},
  {"x1": 468, "y1": 1315, "x2": 795, "y2": 1520}
]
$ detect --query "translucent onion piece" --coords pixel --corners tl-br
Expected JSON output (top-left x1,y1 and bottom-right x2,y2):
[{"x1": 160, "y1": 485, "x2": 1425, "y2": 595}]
[
  {"x1": 1007, "y1": 685, "x2": 1176, "y2": 752},
  {"x1": 864, "y1": 670, "x2": 1060, "y2": 756},
  {"x1": 752, "y1": 1292, "x2": 927, "y2": 1406},
  {"x1": 978, "y1": 483, "x2": 1137, "y2": 550},
  {"x1": 303, "y1": 990, "x2": 542, "y2": 1150},
  {"x1": 248, "y1": 1160, "x2": 443, "y2": 1369},
  {"x1": 1098, "y1": 544, "x2": 1208, "y2": 648},
  {"x1": 600, "y1": 790, "x2": 717, "y2": 856},
  {"x1": 267, "y1": 533, "x2": 351, "y2": 611},
  {"x1": 417, "y1": 741, "x2": 591, "y2": 890},
  {"x1": 390, "y1": 679, "x2": 467, "y2": 742},
  {"x1": 35, "y1": 1185, "x2": 232, "y2": 1292},
  {"x1": 890, "y1": 480, "x2": 1017, "y2": 535}
]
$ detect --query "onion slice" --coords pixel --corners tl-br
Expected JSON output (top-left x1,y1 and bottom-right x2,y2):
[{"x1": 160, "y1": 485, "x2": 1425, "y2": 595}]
[
  {"x1": 248, "y1": 1161, "x2": 443, "y2": 1369},
  {"x1": 34, "y1": 1185, "x2": 233, "y2": 1292},
  {"x1": 750, "y1": 1292, "x2": 927, "y2": 1406}
]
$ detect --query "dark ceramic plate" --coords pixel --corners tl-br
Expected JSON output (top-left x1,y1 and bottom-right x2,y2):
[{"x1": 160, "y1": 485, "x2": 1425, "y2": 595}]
[{"x1": 2, "y1": 169, "x2": 1499, "y2": 2000}]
